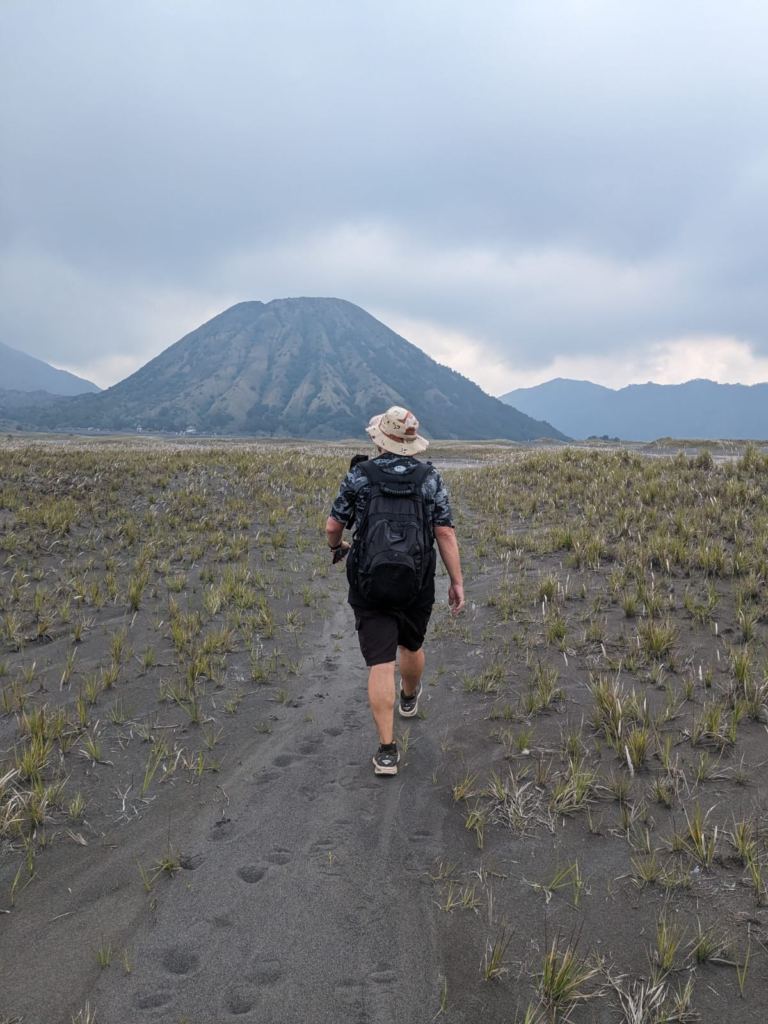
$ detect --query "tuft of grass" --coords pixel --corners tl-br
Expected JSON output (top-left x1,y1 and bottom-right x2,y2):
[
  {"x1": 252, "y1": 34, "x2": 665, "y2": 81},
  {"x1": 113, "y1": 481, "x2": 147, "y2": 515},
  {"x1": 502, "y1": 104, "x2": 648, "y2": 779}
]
[
  {"x1": 624, "y1": 725, "x2": 652, "y2": 769},
  {"x1": 537, "y1": 928, "x2": 599, "y2": 1013},
  {"x1": 452, "y1": 771, "x2": 478, "y2": 803},
  {"x1": 482, "y1": 926, "x2": 512, "y2": 981},
  {"x1": 78, "y1": 731, "x2": 103, "y2": 765},
  {"x1": 638, "y1": 618, "x2": 680, "y2": 659},
  {"x1": 735, "y1": 935, "x2": 751, "y2": 998},
  {"x1": 688, "y1": 919, "x2": 730, "y2": 965},
  {"x1": 603, "y1": 769, "x2": 633, "y2": 802},
  {"x1": 137, "y1": 859, "x2": 153, "y2": 892},
  {"x1": 153, "y1": 844, "x2": 181, "y2": 878},
  {"x1": 549, "y1": 760, "x2": 598, "y2": 815},
  {"x1": 140, "y1": 746, "x2": 165, "y2": 798},
  {"x1": 649, "y1": 909, "x2": 686, "y2": 981},
  {"x1": 632, "y1": 850, "x2": 662, "y2": 888},
  {"x1": 464, "y1": 802, "x2": 488, "y2": 849},
  {"x1": 395, "y1": 725, "x2": 412, "y2": 754},
  {"x1": 608, "y1": 976, "x2": 667, "y2": 1024},
  {"x1": 435, "y1": 879, "x2": 481, "y2": 912},
  {"x1": 527, "y1": 861, "x2": 584, "y2": 906},
  {"x1": 433, "y1": 973, "x2": 448, "y2": 1019},
  {"x1": 690, "y1": 750, "x2": 729, "y2": 785},
  {"x1": 68, "y1": 791, "x2": 85, "y2": 821},
  {"x1": 430, "y1": 860, "x2": 457, "y2": 882},
  {"x1": 71, "y1": 1003, "x2": 98, "y2": 1024},
  {"x1": 682, "y1": 802, "x2": 718, "y2": 869},
  {"x1": 93, "y1": 936, "x2": 113, "y2": 968}
]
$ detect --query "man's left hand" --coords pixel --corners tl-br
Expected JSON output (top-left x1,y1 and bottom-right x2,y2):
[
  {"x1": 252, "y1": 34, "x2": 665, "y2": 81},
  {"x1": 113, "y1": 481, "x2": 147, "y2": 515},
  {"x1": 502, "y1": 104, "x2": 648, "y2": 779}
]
[{"x1": 448, "y1": 582, "x2": 465, "y2": 615}]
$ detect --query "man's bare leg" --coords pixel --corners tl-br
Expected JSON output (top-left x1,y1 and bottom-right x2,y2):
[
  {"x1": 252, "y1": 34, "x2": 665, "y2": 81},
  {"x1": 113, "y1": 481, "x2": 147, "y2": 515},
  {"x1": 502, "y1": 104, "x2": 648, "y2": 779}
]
[
  {"x1": 368, "y1": 661, "x2": 396, "y2": 744},
  {"x1": 399, "y1": 645, "x2": 425, "y2": 697}
]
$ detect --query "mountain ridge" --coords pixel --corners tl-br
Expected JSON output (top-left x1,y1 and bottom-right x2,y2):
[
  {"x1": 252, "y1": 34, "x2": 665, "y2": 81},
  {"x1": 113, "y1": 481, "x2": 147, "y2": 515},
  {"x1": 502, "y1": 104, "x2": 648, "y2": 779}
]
[
  {"x1": 0, "y1": 341, "x2": 101, "y2": 395},
  {"x1": 500, "y1": 377, "x2": 768, "y2": 440},
  {"x1": 4, "y1": 298, "x2": 567, "y2": 441}
]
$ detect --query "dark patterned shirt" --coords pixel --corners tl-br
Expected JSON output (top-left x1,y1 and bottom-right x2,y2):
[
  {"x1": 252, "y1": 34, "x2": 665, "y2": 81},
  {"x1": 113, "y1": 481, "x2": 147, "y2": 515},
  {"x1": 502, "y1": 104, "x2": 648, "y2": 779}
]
[{"x1": 329, "y1": 453, "x2": 454, "y2": 533}]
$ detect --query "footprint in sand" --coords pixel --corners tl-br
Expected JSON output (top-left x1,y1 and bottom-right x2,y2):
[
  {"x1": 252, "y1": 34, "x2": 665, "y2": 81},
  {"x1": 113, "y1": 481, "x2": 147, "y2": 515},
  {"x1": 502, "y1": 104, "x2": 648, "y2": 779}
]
[
  {"x1": 226, "y1": 987, "x2": 260, "y2": 1015},
  {"x1": 298, "y1": 735, "x2": 324, "y2": 755},
  {"x1": 237, "y1": 864, "x2": 267, "y2": 884},
  {"x1": 339, "y1": 774, "x2": 379, "y2": 791},
  {"x1": 272, "y1": 753, "x2": 302, "y2": 768},
  {"x1": 209, "y1": 817, "x2": 235, "y2": 842},
  {"x1": 254, "y1": 770, "x2": 281, "y2": 786},
  {"x1": 357, "y1": 891, "x2": 376, "y2": 914},
  {"x1": 248, "y1": 958, "x2": 283, "y2": 984},
  {"x1": 179, "y1": 852, "x2": 205, "y2": 871},
  {"x1": 410, "y1": 829, "x2": 435, "y2": 841},
  {"x1": 309, "y1": 837, "x2": 334, "y2": 856},
  {"x1": 324, "y1": 726, "x2": 344, "y2": 737},
  {"x1": 162, "y1": 946, "x2": 199, "y2": 976},
  {"x1": 299, "y1": 783, "x2": 322, "y2": 802},
  {"x1": 309, "y1": 837, "x2": 346, "y2": 876},
  {"x1": 334, "y1": 980, "x2": 364, "y2": 1008},
  {"x1": 404, "y1": 829, "x2": 442, "y2": 872},
  {"x1": 370, "y1": 968, "x2": 397, "y2": 984},
  {"x1": 135, "y1": 990, "x2": 172, "y2": 1010},
  {"x1": 329, "y1": 818, "x2": 355, "y2": 843},
  {"x1": 266, "y1": 847, "x2": 292, "y2": 866}
]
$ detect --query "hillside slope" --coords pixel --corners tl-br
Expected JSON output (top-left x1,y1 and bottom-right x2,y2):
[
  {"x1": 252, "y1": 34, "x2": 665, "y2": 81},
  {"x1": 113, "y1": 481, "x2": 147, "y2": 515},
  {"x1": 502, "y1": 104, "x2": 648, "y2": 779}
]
[
  {"x1": 25, "y1": 298, "x2": 567, "y2": 440},
  {"x1": 0, "y1": 341, "x2": 100, "y2": 395}
]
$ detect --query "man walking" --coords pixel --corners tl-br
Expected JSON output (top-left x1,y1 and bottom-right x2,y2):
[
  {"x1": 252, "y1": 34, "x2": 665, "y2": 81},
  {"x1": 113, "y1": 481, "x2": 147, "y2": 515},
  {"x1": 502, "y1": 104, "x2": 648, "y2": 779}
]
[{"x1": 325, "y1": 406, "x2": 464, "y2": 775}]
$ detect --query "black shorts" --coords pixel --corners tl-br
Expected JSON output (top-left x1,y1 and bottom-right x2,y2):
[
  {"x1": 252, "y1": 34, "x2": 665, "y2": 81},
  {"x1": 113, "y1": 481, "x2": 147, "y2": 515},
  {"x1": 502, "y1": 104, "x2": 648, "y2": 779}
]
[{"x1": 352, "y1": 594, "x2": 435, "y2": 667}]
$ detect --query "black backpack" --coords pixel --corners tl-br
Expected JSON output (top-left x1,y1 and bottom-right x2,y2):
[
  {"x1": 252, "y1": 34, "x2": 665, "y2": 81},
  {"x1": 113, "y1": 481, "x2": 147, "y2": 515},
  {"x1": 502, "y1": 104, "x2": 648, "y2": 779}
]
[{"x1": 347, "y1": 459, "x2": 435, "y2": 607}]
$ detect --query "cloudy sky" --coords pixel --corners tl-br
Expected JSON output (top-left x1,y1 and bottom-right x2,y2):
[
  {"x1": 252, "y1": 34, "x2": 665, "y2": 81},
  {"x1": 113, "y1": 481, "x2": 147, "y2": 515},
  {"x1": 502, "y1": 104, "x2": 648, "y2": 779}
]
[{"x1": 2, "y1": 0, "x2": 767, "y2": 394}]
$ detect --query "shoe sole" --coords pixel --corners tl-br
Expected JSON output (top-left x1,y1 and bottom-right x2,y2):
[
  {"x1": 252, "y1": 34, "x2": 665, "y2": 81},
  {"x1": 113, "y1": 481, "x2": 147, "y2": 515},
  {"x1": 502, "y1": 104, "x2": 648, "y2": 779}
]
[
  {"x1": 373, "y1": 751, "x2": 400, "y2": 775},
  {"x1": 398, "y1": 686, "x2": 421, "y2": 718}
]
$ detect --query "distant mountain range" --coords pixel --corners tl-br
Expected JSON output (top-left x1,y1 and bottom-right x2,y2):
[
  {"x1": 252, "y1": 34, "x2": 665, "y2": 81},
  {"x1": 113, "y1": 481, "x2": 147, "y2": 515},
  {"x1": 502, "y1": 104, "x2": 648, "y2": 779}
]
[
  {"x1": 0, "y1": 341, "x2": 100, "y2": 395},
  {"x1": 2, "y1": 299, "x2": 566, "y2": 441},
  {"x1": 500, "y1": 378, "x2": 768, "y2": 441}
]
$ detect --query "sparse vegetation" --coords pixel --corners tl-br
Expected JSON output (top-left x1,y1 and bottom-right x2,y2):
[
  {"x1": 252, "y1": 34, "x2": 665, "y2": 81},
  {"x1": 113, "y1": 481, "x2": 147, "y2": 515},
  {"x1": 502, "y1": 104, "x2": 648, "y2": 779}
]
[{"x1": 2, "y1": 437, "x2": 768, "y2": 1022}]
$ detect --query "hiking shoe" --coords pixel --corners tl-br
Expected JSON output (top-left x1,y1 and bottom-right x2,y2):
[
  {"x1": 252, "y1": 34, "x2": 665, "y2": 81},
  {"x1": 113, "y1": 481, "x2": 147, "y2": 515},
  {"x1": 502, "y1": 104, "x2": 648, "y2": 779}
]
[
  {"x1": 372, "y1": 744, "x2": 400, "y2": 775},
  {"x1": 398, "y1": 683, "x2": 421, "y2": 718}
]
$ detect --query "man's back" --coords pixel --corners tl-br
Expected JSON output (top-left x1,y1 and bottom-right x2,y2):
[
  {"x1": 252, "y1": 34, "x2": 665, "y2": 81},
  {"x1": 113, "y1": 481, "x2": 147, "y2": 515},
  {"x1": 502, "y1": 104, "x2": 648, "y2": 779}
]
[{"x1": 329, "y1": 453, "x2": 453, "y2": 538}]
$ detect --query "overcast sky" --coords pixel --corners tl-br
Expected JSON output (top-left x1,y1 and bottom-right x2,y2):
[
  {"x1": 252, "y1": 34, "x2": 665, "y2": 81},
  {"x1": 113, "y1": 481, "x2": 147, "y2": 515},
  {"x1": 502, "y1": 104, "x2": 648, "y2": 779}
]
[{"x1": 2, "y1": 0, "x2": 767, "y2": 393}]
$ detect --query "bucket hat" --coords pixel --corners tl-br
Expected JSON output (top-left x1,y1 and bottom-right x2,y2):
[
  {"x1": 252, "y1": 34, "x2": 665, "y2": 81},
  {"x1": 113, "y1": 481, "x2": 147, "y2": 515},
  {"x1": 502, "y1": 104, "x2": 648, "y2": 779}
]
[{"x1": 366, "y1": 406, "x2": 429, "y2": 456}]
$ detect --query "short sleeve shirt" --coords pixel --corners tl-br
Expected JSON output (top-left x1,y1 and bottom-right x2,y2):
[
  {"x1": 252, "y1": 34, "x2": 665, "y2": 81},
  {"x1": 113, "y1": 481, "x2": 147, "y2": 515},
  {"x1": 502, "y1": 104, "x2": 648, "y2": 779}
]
[{"x1": 329, "y1": 453, "x2": 454, "y2": 532}]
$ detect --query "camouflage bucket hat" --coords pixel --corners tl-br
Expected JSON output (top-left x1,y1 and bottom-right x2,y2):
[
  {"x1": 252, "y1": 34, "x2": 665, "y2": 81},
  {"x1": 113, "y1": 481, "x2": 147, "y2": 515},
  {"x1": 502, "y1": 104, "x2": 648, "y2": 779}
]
[{"x1": 366, "y1": 406, "x2": 429, "y2": 456}]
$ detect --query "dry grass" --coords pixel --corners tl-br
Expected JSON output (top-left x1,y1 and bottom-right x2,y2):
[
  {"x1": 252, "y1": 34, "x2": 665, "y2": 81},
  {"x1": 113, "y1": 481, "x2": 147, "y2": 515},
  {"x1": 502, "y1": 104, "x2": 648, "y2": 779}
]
[{"x1": 3, "y1": 437, "x2": 768, "y2": 1020}]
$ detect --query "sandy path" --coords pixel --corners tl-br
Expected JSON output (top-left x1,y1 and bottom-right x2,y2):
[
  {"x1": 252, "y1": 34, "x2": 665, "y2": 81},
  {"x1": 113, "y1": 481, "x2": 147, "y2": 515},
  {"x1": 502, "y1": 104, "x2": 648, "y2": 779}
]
[{"x1": 77, "y1": 593, "x2": 449, "y2": 1023}]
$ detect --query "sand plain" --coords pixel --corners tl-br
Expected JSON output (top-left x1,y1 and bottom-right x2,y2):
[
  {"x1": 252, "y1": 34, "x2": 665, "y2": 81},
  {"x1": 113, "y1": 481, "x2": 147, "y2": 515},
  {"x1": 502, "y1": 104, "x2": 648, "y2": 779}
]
[{"x1": 2, "y1": 437, "x2": 768, "y2": 1023}]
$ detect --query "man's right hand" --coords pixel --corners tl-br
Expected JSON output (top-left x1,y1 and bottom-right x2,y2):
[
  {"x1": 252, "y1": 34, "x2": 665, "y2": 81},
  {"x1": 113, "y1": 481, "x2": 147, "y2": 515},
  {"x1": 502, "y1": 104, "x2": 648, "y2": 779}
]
[
  {"x1": 332, "y1": 541, "x2": 351, "y2": 564},
  {"x1": 448, "y1": 582, "x2": 465, "y2": 616}
]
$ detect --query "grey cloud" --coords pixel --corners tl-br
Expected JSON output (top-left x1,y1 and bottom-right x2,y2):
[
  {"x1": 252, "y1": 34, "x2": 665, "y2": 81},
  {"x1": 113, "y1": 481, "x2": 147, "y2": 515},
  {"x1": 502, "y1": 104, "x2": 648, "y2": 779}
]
[{"x1": 1, "y1": 0, "x2": 767, "y2": 379}]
